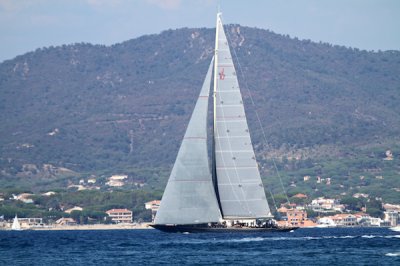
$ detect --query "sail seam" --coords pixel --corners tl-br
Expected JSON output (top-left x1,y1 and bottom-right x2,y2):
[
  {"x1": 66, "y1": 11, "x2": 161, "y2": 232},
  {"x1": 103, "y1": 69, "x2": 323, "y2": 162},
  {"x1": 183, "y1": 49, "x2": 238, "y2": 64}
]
[
  {"x1": 171, "y1": 180, "x2": 214, "y2": 182},
  {"x1": 217, "y1": 166, "x2": 257, "y2": 169},
  {"x1": 216, "y1": 104, "x2": 243, "y2": 107},
  {"x1": 220, "y1": 199, "x2": 265, "y2": 202},
  {"x1": 216, "y1": 136, "x2": 248, "y2": 139},
  {"x1": 219, "y1": 183, "x2": 263, "y2": 185}
]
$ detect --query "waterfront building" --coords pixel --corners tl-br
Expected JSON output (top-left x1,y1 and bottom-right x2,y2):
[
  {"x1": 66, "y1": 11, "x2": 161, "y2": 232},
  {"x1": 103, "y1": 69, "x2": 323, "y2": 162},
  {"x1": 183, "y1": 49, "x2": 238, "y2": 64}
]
[
  {"x1": 330, "y1": 214, "x2": 357, "y2": 226},
  {"x1": 106, "y1": 209, "x2": 133, "y2": 224},
  {"x1": 18, "y1": 218, "x2": 44, "y2": 228},
  {"x1": 384, "y1": 210, "x2": 399, "y2": 226},
  {"x1": 317, "y1": 214, "x2": 357, "y2": 227},
  {"x1": 317, "y1": 217, "x2": 336, "y2": 227},
  {"x1": 286, "y1": 209, "x2": 307, "y2": 226}
]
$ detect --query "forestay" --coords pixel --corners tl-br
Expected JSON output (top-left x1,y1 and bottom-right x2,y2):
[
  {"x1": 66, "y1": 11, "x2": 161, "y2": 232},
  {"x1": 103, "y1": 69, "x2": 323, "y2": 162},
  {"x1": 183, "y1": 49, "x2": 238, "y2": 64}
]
[
  {"x1": 213, "y1": 13, "x2": 272, "y2": 219},
  {"x1": 155, "y1": 58, "x2": 222, "y2": 225}
]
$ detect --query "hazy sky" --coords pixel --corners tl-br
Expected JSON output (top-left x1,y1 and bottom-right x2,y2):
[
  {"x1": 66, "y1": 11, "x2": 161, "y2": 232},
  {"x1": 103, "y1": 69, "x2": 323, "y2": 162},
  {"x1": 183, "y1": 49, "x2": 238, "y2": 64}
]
[{"x1": 1, "y1": 0, "x2": 399, "y2": 62}]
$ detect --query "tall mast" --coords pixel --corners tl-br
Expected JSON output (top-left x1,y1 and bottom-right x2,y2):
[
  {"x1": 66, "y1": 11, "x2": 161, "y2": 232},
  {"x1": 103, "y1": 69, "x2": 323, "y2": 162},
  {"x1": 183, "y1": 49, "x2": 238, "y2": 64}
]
[
  {"x1": 213, "y1": 13, "x2": 221, "y2": 133},
  {"x1": 212, "y1": 12, "x2": 223, "y2": 217}
]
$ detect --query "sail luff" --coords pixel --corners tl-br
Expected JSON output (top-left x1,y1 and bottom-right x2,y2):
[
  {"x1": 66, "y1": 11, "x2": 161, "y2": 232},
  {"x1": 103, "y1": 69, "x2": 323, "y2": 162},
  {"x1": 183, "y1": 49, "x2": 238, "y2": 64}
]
[
  {"x1": 214, "y1": 14, "x2": 272, "y2": 219},
  {"x1": 154, "y1": 58, "x2": 221, "y2": 225}
]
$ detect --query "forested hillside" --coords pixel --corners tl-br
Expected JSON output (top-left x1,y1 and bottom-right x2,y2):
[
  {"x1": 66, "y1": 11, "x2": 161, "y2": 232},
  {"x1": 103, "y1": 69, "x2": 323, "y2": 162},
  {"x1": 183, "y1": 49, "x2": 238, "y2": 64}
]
[{"x1": 0, "y1": 25, "x2": 399, "y2": 205}]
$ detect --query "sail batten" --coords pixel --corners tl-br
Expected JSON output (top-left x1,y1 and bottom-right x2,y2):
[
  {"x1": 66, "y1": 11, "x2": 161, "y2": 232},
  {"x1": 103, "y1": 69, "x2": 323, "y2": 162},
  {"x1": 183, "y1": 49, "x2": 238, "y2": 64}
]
[{"x1": 214, "y1": 13, "x2": 271, "y2": 219}]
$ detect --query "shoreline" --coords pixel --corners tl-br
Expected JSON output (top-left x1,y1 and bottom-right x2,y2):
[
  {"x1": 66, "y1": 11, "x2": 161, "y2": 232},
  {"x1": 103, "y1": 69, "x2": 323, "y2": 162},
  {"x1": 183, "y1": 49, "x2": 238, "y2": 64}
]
[
  {"x1": 1, "y1": 223, "x2": 154, "y2": 231},
  {"x1": 1, "y1": 224, "x2": 392, "y2": 231}
]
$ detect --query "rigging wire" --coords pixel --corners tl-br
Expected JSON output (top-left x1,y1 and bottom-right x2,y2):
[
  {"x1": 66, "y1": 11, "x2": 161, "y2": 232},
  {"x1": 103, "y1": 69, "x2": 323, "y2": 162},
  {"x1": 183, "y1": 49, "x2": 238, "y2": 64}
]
[{"x1": 225, "y1": 27, "x2": 292, "y2": 209}]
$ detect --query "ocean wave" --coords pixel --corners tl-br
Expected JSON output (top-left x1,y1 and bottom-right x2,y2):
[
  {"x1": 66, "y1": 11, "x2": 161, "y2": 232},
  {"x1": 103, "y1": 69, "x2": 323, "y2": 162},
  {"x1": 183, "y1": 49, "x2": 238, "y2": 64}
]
[
  {"x1": 322, "y1": 235, "x2": 356, "y2": 239},
  {"x1": 361, "y1": 235, "x2": 377, "y2": 238},
  {"x1": 173, "y1": 235, "x2": 354, "y2": 244},
  {"x1": 230, "y1": 237, "x2": 265, "y2": 242},
  {"x1": 361, "y1": 235, "x2": 400, "y2": 239},
  {"x1": 299, "y1": 235, "x2": 357, "y2": 240},
  {"x1": 385, "y1": 252, "x2": 400, "y2": 257},
  {"x1": 171, "y1": 234, "x2": 400, "y2": 245}
]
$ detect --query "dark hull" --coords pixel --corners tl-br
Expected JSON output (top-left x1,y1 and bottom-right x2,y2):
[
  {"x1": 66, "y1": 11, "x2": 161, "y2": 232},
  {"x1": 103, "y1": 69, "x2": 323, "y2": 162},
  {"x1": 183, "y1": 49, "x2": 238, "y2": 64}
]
[{"x1": 150, "y1": 224, "x2": 298, "y2": 233}]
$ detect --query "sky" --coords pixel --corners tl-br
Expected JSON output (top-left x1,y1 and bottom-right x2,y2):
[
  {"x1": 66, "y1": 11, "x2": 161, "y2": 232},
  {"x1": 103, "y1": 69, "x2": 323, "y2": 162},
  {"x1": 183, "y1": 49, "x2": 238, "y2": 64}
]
[{"x1": 0, "y1": 0, "x2": 399, "y2": 62}]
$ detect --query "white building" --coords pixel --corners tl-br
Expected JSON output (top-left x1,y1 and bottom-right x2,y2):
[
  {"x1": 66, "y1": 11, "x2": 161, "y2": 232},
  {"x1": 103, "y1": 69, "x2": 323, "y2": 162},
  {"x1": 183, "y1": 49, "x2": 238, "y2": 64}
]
[
  {"x1": 64, "y1": 206, "x2": 83, "y2": 214},
  {"x1": 317, "y1": 217, "x2": 336, "y2": 227},
  {"x1": 145, "y1": 200, "x2": 161, "y2": 222},
  {"x1": 18, "y1": 218, "x2": 44, "y2": 228},
  {"x1": 106, "y1": 180, "x2": 125, "y2": 187},
  {"x1": 106, "y1": 209, "x2": 133, "y2": 224},
  {"x1": 310, "y1": 197, "x2": 343, "y2": 213},
  {"x1": 318, "y1": 214, "x2": 357, "y2": 226},
  {"x1": 109, "y1": 175, "x2": 128, "y2": 181},
  {"x1": 106, "y1": 175, "x2": 128, "y2": 187},
  {"x1": 384, "y1": 211, "x2": 399, "y2": 226}
]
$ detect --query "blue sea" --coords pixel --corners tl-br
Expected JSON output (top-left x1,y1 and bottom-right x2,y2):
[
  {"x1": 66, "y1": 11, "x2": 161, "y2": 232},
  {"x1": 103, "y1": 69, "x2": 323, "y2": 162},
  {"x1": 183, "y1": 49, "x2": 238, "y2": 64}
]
[{"x1": 0, "y1": 227, "x2": 399, "y2": 265}]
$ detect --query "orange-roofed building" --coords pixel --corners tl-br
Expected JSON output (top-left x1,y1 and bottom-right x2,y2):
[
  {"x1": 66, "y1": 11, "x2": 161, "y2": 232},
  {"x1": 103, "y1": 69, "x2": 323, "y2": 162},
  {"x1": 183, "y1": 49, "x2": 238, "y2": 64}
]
[{"x1": 293, "y1": 193, "x2": 308, "y2": 199}]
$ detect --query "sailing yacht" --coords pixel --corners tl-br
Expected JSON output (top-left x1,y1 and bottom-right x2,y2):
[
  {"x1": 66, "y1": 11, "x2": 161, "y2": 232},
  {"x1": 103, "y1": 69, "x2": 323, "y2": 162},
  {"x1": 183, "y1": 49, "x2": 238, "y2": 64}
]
[
  {"x1": 11, "y1": 214, "x2": 22, "y2": 231},
  {"x1": 152, "y1": 13, "x2": 297, "y2": 233}
]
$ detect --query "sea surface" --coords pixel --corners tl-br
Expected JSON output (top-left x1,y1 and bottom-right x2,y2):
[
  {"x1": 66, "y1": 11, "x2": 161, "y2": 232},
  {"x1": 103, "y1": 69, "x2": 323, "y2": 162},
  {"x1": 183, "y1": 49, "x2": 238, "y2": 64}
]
[{"x1": 0, "y1": 227, "x2": 399, "y2": 265}]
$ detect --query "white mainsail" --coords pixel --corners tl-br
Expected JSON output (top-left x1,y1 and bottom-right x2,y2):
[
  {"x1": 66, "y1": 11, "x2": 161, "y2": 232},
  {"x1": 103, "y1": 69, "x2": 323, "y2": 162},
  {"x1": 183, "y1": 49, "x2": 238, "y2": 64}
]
[
  {"x1": 11, "y1": 214, "x2": 22, "y2": 230},
  {"x1": 155, "y1": 58, "x2": 222, "y2": 225},
  {"x1": 213, "y1": 13, "x2": 271, "y2": 219}
]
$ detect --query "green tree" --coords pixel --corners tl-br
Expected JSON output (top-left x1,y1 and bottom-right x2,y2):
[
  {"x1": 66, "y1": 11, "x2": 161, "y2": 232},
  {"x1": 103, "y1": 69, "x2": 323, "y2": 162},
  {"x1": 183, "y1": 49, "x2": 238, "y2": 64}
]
[
  {"x1": 340, "y1": 196, "x2": 366, "y2": 211},
  {"x1": 366, "y1": 198, "x2": 384, "y2": 218}
]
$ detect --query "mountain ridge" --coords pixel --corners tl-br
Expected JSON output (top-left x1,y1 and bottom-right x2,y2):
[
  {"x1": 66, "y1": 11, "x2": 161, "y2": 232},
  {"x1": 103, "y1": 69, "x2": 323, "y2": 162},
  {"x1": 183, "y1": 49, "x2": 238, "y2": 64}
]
[{"x1": 0, "y1": 25, "x2": 399, "y2": 202}]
